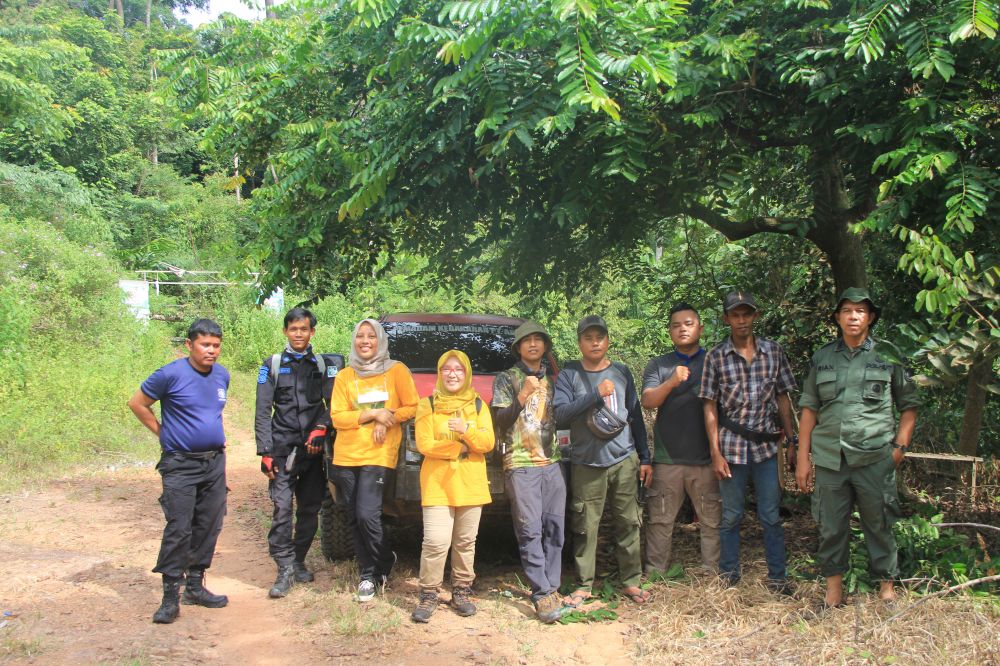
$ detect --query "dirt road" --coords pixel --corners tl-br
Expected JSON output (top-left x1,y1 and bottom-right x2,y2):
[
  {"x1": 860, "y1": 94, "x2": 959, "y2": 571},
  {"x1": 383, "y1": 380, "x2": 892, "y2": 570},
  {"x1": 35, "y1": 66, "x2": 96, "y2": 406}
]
[
  {"x1": 0, "y1": 430, "x2": 635, "y2": 665},
  {"x1": 3, "y1": 425, "x2": 998, "y2": 665}
]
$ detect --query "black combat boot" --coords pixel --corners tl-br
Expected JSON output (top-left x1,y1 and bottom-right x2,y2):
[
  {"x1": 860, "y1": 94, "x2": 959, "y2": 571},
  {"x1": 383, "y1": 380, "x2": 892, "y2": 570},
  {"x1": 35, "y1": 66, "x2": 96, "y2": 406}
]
[
  {"x1": 152, "y1": 575, "x2": 182, "y2": 624},
  {"x1": 182, "y1": 569, "x2": 229, "y2": 608},
  {"x1": 269, "y1": 565, "x2": 295, "y2": 598},
  {"x1": 292, "y1": 561, "x2": 314, "y2": 583}
]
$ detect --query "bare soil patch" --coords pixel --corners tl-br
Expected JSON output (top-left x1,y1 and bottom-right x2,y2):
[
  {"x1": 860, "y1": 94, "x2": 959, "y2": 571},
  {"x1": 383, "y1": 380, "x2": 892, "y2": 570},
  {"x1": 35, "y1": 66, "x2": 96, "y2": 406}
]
[{"x1": 1, "y1": 429, "x2": 998, "y2": 665}]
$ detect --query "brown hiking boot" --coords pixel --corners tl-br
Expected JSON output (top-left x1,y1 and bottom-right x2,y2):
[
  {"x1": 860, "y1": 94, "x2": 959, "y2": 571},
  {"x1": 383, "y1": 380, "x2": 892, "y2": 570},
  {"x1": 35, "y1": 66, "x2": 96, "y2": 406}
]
[
  {"x1": 534, "y1": 591, "x2": 564, "y2": 624},
  {"x1": 450, "y1": 585, "x2": 477, "y2": 617},
  {"x1": 411, "y1": 590, "x2": 438, "y2": 623}
]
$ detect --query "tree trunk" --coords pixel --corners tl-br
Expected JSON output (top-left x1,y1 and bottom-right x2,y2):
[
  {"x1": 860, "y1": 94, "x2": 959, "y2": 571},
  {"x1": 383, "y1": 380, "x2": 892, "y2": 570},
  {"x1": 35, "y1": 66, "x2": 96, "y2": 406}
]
[
  {"x1": 806, "y1": 145, "x2": 869, "y2": 294},
  {"x1": 956, "y1": 354, "x2": 994, "y2": 456},
  {"x1": 809, "y1": 219, "x2": 867, "y2": 294},
  {"x1": 145, "y1": 0, "x2": 152, "y2": 28},
  {"x1": 149, "y1": 63, "x2": 158, "y2": 164},
  {"x1": 234, "y1": 154, "x2": 241, "y2": 203},
  {"x1": 265, "y1": 0, "x2": 276, "y2": 19},
  {"x1": 115, "y1": 0, "x2": 124, "y2": 20}
]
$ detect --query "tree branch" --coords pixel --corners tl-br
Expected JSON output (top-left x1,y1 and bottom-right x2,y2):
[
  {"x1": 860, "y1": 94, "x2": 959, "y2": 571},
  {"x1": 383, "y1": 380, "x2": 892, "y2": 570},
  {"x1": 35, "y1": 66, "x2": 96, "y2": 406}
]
[
  {"x1": 720, "y1": 120, "x2": 804, "y2": 149},
  {"x1": 934, "y1": 522, "x2": 1000, "y2": 533},
  {"x1": 682, "y1": 202, "x2": 808, "y2": 241}
]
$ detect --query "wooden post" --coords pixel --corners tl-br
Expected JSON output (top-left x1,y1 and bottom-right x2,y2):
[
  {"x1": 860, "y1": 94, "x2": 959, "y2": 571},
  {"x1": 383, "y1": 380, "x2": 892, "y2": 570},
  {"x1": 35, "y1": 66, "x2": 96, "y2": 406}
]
[{"x1": 971, "y1": 458, "x2": 978, "y2": 504}]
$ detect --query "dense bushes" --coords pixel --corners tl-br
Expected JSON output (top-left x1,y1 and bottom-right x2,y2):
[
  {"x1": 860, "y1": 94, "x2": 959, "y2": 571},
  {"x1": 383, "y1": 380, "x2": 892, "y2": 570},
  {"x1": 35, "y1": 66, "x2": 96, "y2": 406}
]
[{"x1": 0, "y1": 163, "x2": 173, "y2": 490}]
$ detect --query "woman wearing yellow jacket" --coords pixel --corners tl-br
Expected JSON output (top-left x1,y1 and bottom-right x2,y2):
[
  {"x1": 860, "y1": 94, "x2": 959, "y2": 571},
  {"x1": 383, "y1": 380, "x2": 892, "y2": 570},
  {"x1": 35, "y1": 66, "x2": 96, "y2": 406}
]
[
  {"x1": 330, "y1": 318, "x2": 419, "y2": 602},
  {"x1": 411, "y1": 350, "x2": 494, "y2": 623}
]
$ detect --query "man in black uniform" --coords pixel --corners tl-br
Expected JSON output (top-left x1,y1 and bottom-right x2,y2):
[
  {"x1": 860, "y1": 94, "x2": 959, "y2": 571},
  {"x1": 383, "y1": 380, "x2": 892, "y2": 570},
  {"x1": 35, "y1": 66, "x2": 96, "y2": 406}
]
[{"x1": 255, "y1": 308, "x2": 344, "y2": 598}]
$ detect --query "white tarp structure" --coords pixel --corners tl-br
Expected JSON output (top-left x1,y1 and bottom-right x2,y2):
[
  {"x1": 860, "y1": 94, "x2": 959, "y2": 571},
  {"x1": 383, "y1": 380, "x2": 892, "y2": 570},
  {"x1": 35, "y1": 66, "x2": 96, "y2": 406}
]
[{"x1": 119, "y1": 279, "x2": 150, "y2": 320}]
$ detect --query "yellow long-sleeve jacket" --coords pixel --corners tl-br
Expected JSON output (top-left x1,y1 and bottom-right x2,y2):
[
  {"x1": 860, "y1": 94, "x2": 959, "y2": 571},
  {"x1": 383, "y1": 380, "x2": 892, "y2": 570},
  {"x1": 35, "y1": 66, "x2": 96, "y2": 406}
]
[
  {"x1": 415, "y1": 396, "x2": 495, "y2": 507},
  {"x1": 330, "y1": 363, "x2": 419, "y2": 468}
]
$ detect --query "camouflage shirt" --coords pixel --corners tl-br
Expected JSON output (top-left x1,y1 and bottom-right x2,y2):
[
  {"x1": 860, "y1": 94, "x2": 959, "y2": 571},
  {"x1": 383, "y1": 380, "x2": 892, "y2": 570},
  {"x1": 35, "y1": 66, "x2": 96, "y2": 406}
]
[{"x1": 491, "y1": 363, "x2": 560, "y2": 470}]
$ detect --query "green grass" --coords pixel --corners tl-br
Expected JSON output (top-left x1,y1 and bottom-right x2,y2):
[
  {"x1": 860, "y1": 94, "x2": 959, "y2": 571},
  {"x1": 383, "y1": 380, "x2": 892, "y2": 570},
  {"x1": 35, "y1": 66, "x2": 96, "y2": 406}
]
[
  {"x1": 0, "y1": 637, "x2": 44, "y2": 660},
  {"x1": 0, "y1": 321, "x2": 258, "y2": 493}
]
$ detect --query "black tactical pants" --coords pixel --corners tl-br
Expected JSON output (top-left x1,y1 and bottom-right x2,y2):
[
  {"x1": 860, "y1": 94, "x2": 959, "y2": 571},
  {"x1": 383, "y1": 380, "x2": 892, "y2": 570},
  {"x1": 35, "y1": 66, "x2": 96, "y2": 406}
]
[
  {"x1": 267, "y1": 452, "x2": 325, "y2": 566},
  {"x1": 153, "y1": 450, "x2": 227, "y2": 578}
]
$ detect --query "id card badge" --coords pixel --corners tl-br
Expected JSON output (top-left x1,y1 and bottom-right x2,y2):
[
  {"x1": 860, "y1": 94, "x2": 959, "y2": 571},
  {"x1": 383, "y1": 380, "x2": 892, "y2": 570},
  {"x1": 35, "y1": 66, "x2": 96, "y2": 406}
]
[{"x1": 357, "y1": 389, "x2": 389, "y2": 405}]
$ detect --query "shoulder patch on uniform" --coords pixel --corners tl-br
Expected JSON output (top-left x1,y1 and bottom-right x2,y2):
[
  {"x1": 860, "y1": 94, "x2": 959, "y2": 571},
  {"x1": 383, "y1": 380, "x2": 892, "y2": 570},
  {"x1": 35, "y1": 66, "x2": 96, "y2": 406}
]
[
  {"x1": 327, "y1": 366, "x2": 338, "y2": 378},
  {"x1": 279, "y1": 367, "x2": 292, "y2": 374},
  {"x1": 257, "y1": 365, "x2": 269, "y2": 384}
]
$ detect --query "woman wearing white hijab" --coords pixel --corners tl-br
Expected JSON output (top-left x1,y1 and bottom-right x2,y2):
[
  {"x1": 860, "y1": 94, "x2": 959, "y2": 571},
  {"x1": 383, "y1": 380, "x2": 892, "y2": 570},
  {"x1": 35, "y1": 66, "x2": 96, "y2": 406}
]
[{"x1": 330, "y1": 318, "x2": 419, "y2": 601}]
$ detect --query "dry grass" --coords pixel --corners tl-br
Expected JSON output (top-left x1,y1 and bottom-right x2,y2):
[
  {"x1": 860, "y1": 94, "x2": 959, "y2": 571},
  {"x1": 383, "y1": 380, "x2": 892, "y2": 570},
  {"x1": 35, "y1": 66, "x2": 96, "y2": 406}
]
[{"x1": 631, "y1": 567, "x2": 1000, "y2": 665}]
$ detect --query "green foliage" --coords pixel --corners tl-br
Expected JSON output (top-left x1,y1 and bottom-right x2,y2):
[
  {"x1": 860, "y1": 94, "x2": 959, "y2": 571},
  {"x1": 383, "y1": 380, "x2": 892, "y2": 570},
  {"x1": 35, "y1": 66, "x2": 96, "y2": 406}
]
[
  {"x1": 792, "y1": 514, "x2": 997, "y2": 595},
  {"x1": 557, "y1": 578, "x2": 621, "y2": 624},
  {"x1": 0, "y1": 172, "x2": 175, "y2": 490},
  {"x1": 0, "y1": 162, "x2": 112, "y2": 246},
  {"x1": 160, "y1": 0, "x2": 998, "y2": 349}
]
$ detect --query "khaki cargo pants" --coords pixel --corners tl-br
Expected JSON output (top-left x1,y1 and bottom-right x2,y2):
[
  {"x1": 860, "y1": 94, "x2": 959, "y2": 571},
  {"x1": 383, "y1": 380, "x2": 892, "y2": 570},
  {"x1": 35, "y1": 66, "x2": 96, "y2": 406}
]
[{"x1": 644, "y1": 463, "x2": 721, "y2": 574}]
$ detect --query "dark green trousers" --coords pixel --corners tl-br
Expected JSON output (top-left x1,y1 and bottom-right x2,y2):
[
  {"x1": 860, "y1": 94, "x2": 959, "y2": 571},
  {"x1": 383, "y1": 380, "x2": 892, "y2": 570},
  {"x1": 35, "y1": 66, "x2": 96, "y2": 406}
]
[
  {"x1": 812, "y1": 451, "x2": 901, "y2": 579},
  {"x1": 568, "y1": 453, "x2": 642, "y2": 589}
]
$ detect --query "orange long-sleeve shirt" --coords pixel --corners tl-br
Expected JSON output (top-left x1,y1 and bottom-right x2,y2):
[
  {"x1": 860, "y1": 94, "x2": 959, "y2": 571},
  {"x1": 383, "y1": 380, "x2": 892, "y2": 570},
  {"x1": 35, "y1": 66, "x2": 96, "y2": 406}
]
[
  {"x1": 330, "y1": 363, "x2": 419, "y2": 468},
  {"x1": 415, "y1": 396, "x2": 494, "y2": 507}
]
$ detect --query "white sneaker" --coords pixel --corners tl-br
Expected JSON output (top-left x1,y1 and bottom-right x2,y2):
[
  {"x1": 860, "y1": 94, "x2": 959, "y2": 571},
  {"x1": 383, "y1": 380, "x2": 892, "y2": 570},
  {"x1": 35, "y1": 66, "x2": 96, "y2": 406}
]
[{"x1": 358, "y1": 580, "x2": 376, "y2": 602}]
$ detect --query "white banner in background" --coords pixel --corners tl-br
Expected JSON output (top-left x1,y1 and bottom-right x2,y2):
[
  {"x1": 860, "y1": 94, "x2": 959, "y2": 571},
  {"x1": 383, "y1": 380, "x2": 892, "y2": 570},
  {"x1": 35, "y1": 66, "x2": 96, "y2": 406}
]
[{"x1": 119, "y1": 279, "x2": 150, "y2": 320}]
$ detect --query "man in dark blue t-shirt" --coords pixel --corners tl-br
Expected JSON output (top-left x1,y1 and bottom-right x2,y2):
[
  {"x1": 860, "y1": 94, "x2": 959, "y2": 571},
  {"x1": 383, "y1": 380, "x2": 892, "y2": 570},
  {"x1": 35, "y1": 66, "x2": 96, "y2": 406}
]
[{"x1": 129, "y1": 319, "x2": 231, "y2": 625}]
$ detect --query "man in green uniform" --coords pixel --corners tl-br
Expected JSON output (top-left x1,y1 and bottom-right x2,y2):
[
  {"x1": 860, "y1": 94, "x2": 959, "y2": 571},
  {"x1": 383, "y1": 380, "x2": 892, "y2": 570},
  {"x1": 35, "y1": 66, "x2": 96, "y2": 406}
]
[{"x1": 796, "y1": 288, "x2": 919, "y2": 607}]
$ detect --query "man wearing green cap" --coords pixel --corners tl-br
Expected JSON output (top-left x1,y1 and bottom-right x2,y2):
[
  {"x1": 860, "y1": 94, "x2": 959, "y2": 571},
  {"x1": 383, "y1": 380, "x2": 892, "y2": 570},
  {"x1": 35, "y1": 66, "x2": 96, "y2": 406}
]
[
  {"x1": 796, "y1": 288, "x2": 919, "y2": 607},
  {"x1": 492, "y1": 321, "x2": 566, "y2": 623}
]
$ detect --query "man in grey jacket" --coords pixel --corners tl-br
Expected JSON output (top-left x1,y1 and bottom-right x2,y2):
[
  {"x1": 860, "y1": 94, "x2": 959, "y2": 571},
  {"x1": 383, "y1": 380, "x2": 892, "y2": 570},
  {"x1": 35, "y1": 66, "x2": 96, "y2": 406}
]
[{"x1": 553, "y1": 315, "x2": 652, "y2": 607}]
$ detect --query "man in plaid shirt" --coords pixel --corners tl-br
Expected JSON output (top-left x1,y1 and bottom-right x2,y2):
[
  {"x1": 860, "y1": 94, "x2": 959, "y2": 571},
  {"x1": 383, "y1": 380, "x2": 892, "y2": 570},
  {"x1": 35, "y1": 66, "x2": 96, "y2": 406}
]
[{"x1": 699, "y1": 291, "x2": 797, "y2": 593}]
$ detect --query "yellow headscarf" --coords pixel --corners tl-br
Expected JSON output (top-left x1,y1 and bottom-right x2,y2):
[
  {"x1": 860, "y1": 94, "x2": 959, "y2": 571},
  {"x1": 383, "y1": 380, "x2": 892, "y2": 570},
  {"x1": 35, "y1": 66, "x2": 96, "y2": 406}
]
[{"x1": 419, "y1": 349, "x2": 477, "y2": 417}]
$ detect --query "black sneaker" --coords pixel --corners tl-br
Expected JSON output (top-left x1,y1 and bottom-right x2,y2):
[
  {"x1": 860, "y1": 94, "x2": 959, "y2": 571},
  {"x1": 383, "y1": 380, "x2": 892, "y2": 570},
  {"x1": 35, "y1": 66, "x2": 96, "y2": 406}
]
[
  {"x1": 765, "y1": 578, "x2": 797, "y2": 597},
  {"x1": 411, "y1": 590, "x2": 438, "y2": 623},
  {"x1": 450, "y1": 585, "x2": 476, "y2": 617},
  {"x1": 720, "y1": 573, "x2": 740, "y2": 588},
  {"x1": 292, "y1": 561, "x2": 314, "y2": 583}
]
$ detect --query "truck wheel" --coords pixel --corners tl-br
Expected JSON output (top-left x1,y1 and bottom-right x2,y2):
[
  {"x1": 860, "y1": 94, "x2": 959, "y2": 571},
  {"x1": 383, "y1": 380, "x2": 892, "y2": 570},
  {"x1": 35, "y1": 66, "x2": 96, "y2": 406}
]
[{"x1": 320, "y1": 487, "x2": 355, "y2": 561}]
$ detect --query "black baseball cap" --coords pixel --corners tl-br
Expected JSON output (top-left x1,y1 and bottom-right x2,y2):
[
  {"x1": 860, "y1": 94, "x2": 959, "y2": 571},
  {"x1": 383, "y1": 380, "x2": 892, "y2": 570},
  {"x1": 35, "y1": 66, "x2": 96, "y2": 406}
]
[
  {"x1": 723, "y1": 290, "x2": 758, "y2": 312},
  {"x1": 576, "y1": 315, "x2": 609, "y2": 337}
]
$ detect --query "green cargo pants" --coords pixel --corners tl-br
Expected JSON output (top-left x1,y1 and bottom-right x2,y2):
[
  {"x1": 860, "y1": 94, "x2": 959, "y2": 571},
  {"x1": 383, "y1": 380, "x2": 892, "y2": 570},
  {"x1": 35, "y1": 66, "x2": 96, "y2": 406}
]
[
  {"x1": 568, "y1": 453, "x2": 642, "y2": 590},
  {"x1": 812, "y1": 450, "x2": 902, "y2": 579}
]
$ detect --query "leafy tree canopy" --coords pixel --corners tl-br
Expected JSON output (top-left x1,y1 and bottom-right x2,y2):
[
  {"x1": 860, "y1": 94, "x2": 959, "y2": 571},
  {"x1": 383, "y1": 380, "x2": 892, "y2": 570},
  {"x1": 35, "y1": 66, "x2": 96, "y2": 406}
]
[{"x1": 164, "y1": 0, "x2": 998, "y2": 306}]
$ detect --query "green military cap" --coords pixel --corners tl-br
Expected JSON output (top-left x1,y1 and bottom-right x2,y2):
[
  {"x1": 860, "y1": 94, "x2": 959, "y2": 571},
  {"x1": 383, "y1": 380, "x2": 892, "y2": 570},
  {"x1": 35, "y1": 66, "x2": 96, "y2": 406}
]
[
  {"x1": 833, "y1": 287, "x2": 880, "y2": 326},
  {"x1": 511, "y1": 320, "x2": 551, "y2": 357}
]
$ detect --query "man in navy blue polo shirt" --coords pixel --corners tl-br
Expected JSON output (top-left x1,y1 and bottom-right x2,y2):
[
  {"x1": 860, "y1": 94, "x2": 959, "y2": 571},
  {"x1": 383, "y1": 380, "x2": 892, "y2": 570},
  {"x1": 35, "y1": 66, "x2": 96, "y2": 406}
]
[{"x1": 128, "y1": 319, "x2": 231, "y2": 624}]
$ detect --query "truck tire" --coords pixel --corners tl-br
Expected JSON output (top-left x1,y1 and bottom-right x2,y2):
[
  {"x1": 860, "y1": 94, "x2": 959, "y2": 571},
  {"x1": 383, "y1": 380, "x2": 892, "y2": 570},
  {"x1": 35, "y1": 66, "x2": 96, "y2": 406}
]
[{"x1": 320, "y1": 487, "x2": 355, "y2": 561}]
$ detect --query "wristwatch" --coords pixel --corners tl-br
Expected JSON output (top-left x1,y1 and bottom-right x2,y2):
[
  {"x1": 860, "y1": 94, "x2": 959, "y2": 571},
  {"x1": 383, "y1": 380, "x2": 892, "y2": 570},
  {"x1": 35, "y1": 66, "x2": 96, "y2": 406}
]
[{"x1": 891, "y1": 442, "x2": 909, "y2": 451}]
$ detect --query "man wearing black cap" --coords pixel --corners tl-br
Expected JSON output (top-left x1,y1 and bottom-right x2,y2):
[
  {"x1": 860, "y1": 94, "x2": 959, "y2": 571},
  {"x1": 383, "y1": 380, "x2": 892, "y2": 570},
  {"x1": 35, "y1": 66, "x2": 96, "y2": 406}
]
[
  {"x1": 700, "y1": 291, "x2": 797, "y2": 593},
  {"x1": 796, "y1": 288, "x2": 918, "y2": 607},
  {"x1": 491, "y1": 321, "x2": 566, "y2": 623},
  {"x1": 553, "y1": 315, "x2": 652, "y2": 607}
]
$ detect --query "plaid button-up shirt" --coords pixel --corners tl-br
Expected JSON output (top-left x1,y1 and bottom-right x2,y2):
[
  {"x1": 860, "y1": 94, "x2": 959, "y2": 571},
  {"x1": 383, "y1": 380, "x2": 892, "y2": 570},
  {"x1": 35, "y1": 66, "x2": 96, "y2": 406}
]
[{"x1": 699, "y1": 336, "x2": 797, "y2": 464}]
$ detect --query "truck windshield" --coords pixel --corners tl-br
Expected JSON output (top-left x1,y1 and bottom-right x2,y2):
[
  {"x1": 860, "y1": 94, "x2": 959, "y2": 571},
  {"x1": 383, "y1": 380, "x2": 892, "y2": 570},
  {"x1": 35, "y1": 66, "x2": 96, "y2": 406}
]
[{"x1": 382, "y1": 321, "x2": 515, "y2": 374}]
